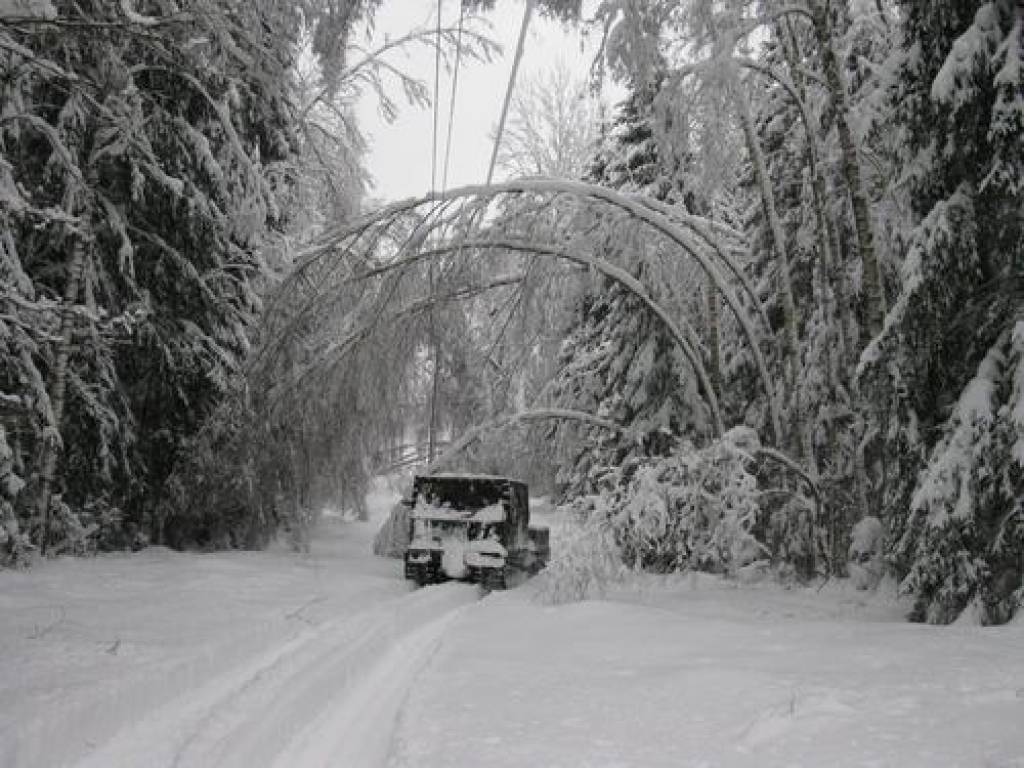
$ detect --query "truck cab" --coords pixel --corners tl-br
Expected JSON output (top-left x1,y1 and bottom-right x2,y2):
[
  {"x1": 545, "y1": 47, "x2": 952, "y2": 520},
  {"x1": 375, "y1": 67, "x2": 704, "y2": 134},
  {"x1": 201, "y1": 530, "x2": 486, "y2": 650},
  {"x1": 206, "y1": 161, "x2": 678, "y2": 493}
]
[{"x1": 403, "y1": 474, "x2": 549, "y2": 589}]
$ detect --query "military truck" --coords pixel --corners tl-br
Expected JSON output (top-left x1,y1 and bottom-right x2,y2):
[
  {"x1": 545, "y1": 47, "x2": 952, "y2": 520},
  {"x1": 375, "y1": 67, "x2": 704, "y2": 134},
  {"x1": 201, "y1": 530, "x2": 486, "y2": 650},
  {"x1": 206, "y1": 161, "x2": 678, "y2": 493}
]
[{"x1": 402, "y1": 474, "x2": 550, "y2": 589}]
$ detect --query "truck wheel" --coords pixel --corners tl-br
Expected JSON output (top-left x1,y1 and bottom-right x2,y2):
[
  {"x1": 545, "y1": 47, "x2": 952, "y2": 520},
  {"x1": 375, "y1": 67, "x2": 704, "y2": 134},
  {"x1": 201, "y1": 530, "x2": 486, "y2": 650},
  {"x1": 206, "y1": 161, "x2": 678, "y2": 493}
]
[
  {"x1": 484, "y1": 568, "x2": 507, "y2": 591},
  {"x1": 413, "y1": 564, "x2": 429, "y2": 587}
]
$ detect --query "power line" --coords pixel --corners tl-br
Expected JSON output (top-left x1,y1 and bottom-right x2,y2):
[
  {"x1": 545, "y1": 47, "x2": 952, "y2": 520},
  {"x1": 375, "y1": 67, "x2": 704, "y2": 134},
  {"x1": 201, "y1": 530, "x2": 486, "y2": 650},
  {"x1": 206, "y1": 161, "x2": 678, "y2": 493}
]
[
  {"x1": 441, "y1": 0, "x2": 467, "y2": 194},
  {"x1": 430, "y1": 0, "x2": 444, "y2": 194}
]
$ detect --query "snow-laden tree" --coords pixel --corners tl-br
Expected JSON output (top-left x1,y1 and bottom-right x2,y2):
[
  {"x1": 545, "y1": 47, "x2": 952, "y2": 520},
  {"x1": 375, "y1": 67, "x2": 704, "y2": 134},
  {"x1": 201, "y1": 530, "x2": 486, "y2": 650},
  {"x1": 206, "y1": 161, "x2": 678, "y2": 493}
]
[
  {"x1": 0, "y1": 425, "x2": 30, "y2": 565},
  {"x1": 0, "y1": 0, "x2": 319, "y2": 552},
  {"x1": 547, "y1": 279, "x2": 712, "y2": 497},
  {"x1": 543, "y1": 81, "x2": 719, "y2": 500},
  {"x1": 571, "y1": 427, "x2": 767, "y2": 575},
  {"x1": 728, "y1": 2, "x2": 901, "y2": 564},
  {"x1": 863, "y1": 0, "x2": 1023, "y2": 623},
  {"x1": 539, "y1": 424, "x2": 820, "y2": 599},
  {"x1": 71, "y1": 4, "x2": 503, "y2": 548},
  {"x1": 893, "y1": 325, "x2": 1023, "y2": 624},
  {"x1": 583, "y1": 0, "x2": 912, "y2": 574}
]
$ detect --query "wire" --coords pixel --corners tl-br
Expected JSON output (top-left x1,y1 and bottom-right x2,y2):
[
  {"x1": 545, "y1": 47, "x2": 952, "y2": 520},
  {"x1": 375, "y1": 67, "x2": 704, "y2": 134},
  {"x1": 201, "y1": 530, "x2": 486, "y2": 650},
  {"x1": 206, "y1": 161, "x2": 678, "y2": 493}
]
[
  {"x1": 431, "y1": 0, "x2": 444, "y2": 194},
  {"x1": 440, "y1": 0, "x2": 467, "y2": 194}
]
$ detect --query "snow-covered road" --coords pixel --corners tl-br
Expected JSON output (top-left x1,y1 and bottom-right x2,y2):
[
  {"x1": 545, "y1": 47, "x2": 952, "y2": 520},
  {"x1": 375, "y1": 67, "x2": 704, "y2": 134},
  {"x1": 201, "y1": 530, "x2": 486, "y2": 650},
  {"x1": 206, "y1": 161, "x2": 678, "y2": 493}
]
[
  {"x1": 0, "y1": 483, "x2": 480, "y2": 768},
  {"x1": 73, "y1": 583, "x2": 476, "y2": 768},
  {"x1": 2, "y1": 486, "x2": 1023, "y2": 768}
]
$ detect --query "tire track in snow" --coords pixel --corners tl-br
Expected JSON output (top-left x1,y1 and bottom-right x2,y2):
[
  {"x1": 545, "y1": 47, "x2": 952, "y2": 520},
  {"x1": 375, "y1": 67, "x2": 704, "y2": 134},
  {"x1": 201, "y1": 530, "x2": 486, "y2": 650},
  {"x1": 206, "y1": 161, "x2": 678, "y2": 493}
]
[
  {"x1": 267, "y1": 600, "x2": 468, "y2": 768},
  {"x1": 72, "y1": 583, "x2": 478, "y2": 768}
]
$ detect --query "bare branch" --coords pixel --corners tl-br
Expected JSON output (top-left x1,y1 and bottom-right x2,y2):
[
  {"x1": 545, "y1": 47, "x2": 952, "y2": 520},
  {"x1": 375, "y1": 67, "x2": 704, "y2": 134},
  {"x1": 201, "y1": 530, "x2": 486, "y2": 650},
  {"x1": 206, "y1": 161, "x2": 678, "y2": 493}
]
[
  {"x1": 428, "y1": 408, "x2": 623, "y2": 473},
  {"x1": 306, "y1": 178, "x2": 782, "y2": 444},
  {"x1": 364, "y1": 237, "x2": 721, "y2": 435}
]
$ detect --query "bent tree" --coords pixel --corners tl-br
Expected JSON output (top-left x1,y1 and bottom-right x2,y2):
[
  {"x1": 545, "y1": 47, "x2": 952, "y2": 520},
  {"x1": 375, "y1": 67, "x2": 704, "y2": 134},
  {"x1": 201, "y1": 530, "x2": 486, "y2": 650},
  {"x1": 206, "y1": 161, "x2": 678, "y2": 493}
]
[
  {"x1": 244, "y1": 177, "x2": 825, "y2": 539},
  {"x1": 259, "y1": 178, "x2": 785, "y2": 450},
  {"x1": 243, "y1": 175, "x2": 833, "y2": 575}
]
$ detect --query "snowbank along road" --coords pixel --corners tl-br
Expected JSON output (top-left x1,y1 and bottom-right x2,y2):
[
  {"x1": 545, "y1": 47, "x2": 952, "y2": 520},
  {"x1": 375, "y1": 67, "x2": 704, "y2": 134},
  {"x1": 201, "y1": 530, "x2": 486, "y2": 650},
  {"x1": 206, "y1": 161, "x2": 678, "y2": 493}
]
[
  {"x1": 0, "y1": 484, "x2": 481, "y2": 768},
  {"x1": 3, "y1": 485, "x2": 1023, "y2": 768},
  {"x1": 73, "y1": 583, "x2": 477, "y2": 768}
]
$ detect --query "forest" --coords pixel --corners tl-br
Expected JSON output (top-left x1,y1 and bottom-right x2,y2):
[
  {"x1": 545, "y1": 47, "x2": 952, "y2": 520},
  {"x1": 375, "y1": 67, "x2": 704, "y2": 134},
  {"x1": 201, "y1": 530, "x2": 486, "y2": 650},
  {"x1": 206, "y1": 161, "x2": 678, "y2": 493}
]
[{"x1": 0, "y1": 0, "x2": 1020, "y2": 626}]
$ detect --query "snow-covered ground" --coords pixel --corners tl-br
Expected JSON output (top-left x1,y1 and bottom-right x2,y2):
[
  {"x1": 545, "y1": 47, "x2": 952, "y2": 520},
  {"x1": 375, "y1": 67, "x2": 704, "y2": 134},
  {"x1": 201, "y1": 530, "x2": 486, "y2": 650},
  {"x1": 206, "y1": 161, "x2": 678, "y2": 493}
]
[
  {"x1": 2, "y1": 484, "x2": 1022, "y2": 768},
  {"x1": 0, "y1": 481, "x2": 479, "y2": 768},
  {"x1": 394, "y1": 578, "x2": 1024, "y2": 767}
]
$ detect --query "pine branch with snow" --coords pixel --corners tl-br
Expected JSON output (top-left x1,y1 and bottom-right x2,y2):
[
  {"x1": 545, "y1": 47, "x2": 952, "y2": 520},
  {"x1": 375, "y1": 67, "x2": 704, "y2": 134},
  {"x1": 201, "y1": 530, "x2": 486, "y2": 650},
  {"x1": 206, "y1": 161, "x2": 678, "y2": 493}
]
[{"x1": 894, "y1": 326, "x2": 1023, "y2": 624}]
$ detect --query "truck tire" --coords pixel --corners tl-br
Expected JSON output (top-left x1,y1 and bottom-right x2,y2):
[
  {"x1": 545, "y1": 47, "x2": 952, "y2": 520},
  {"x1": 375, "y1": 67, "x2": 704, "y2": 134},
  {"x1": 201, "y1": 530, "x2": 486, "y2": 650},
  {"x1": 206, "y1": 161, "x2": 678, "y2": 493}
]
[
  {"x1": 483, "y1": 567, "x2": 507, "y2": 591},
  {"x1": 413, "y1": 564, "x2": 430, "y2": 587}
]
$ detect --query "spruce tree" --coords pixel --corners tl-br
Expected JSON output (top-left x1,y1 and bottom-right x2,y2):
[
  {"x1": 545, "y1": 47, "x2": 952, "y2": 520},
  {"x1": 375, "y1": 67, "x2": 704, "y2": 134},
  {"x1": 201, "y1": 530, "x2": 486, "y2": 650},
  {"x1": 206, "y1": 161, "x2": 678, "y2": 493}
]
[
  {"x1": 0, "y1": 0, "x2": 304, "y2": 551},
  {"x1": 869, "y1": 0, "x2": 1023, "y2": 623},
  {"x1": 548, "y1": 83, "x2": 712, "y2": 498}
]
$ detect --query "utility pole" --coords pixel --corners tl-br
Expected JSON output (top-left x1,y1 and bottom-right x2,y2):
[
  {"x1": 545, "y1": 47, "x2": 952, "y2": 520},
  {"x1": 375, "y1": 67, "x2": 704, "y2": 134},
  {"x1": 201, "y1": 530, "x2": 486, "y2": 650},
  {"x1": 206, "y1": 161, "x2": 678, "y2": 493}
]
[{"x1": 486, "y1": 0, "x2": 534, "y2": 184}]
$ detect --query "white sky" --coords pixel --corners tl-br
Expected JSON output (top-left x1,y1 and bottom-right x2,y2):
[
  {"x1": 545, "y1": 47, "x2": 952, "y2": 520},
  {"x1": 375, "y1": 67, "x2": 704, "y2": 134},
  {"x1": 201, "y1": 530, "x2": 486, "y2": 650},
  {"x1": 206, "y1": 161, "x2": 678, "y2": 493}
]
[{"x1": 354, "y1": 0, "x2": 602, "y2": 203}]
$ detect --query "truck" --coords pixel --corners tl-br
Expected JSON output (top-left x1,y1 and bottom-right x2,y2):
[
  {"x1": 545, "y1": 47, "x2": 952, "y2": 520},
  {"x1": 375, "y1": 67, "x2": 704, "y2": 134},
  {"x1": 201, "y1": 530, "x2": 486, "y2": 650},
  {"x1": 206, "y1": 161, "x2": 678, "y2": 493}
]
[{"x1": 402, "y1": 474, "x2": 550, "y2": 589}]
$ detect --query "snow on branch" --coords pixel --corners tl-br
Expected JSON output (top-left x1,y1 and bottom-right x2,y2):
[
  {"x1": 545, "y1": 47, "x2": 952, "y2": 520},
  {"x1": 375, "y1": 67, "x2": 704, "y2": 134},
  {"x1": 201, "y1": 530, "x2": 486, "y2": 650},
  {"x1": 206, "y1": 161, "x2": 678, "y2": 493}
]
[
  {"x1": 428, "y1": 408, "x2": 624, "y2": 474},
  {"x1": 126, "y1": 65, "x2": 269, "y2": 211},
  {"x1": 340, "y1": 237, "x2": 723, "y2": 436},
  {"x1": 931, "y1": 3, "x2": 1004, "y2": 109},
  {"x1": 1013, "y1": 321, "x2": 1024, "y2": 467},
  {"x1": 304, "y1": 178, "x2": 782, "y2": 445},
  {"x1": 856, "y1": 185, "x2": 975, "y2": 379},
  {"x1": 118, "y1": 0, "x2": 157, "y2": 26},
  {"x1": 0, "y1": 0, "x2": 55, "y2": 19},
  {"x1": 305, "y1": 23, "x2": 499, "y2": 122},
  {"x1": 908, "y1": 332, "x2": 1005, "y2": 529},
  {"x1": 895, "y1": 326, "x2": 1022, "y2": 622}
]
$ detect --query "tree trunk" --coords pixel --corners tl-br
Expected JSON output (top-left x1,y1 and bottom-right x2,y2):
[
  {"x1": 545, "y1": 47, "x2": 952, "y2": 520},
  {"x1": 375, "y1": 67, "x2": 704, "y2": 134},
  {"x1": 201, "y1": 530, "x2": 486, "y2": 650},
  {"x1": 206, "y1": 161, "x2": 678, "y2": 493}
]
[
  {"x1": 736, "y1": 88, "x2": 807, "y2": 460},
  {"x1": 37, "y1": 238, "x2": 86, "y2": 555},
  {"x1": 706, "y1": 273, "x2": 722, "y2": 401},
  {"x1": 426, "y1": 313, "x2": 442, "y2": 464},
  {"x1": 812, "y1": 3, "x2": 886, "y2": 340},
  {"x1": 736, "y1": 89, "x2": 800, "y2": 381},
  {"x1": 777, "y1": 17, "x2": 854, "y2": 376}
]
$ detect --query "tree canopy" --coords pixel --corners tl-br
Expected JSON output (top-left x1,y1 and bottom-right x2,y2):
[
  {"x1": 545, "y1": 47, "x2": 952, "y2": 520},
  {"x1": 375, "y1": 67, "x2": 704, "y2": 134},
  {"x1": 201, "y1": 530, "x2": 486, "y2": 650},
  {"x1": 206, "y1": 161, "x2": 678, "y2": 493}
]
[{"x1": 1, "y1": 0, "x2": 1020, "y2": 626}]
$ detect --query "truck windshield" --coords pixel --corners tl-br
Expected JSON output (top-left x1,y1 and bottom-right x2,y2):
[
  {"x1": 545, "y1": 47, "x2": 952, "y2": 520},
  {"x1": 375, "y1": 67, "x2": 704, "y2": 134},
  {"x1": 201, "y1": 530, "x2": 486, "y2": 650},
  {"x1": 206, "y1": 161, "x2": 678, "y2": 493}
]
[{"x1": 416, "y1": 477, "x2": 506, "y2": 510}]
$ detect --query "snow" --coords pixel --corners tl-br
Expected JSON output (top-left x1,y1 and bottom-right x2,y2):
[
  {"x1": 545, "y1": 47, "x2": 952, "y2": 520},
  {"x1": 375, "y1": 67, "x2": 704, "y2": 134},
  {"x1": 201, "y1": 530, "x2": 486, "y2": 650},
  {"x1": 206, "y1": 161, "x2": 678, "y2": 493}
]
[
  {"x1": 393, "y1": 578, "x2": 1024, "y2": 768},
  {"x1": 0, "y1": 0, "x2": 56, "y2": 19},
  {"x1": 0, "y1": 482, "x2": 478, "y2": 768},
  {"x1": 849, "y1": 517, "x2": 885, "y2": 591},
  {"x1": 411, "y1": 501, "x2": 506, "y2": 524},
  {"x1": 407, "y1": 537, "x2": 443, "y2": 552},
  {"x1": 441, "y1": 539, "x2": 470, "y2": 580},
  {"x1": 1012, "y1": 320, "x2": 1024, "y2": 467},
  {"x1": 464, "y1": 539, "x2": 508, "y2": 569},
  {"x1": 908, "y1": 335, "x2": 1002, "y2": 528},
  {"x1": 426, "y1": 472, "x2": 519, "y2": 482},
  {"x1": 2, "y1": 483, "x2": 1023, "y2": 767},
  {"x1": 857, "y1": 186, "x2": 973, "y2": 378},
  {"x1": 931, "y1": 3, "x2": 1002, "y2": 108}
]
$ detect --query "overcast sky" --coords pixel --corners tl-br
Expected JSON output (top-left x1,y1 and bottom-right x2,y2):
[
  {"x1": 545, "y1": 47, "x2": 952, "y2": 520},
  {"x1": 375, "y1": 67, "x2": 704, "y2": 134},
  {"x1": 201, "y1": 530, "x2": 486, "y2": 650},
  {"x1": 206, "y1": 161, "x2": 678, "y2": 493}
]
[{"x1": 354, "y1": 0, "x2": 601, "y2": 203}]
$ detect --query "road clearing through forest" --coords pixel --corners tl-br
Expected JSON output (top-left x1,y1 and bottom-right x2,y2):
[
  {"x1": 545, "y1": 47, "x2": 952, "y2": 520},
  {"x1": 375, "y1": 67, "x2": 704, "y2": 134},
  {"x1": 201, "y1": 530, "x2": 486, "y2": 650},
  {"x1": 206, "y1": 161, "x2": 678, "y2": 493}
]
[
  {"x1": 1, "y1": 481, "x2": 486, "y2": 768},
  {"x1": 3, "y1": 481, "x2": 1023, "y2": 768},
  {"x1": 74, "y1": 582, "x2": 476, "y2": 768}
]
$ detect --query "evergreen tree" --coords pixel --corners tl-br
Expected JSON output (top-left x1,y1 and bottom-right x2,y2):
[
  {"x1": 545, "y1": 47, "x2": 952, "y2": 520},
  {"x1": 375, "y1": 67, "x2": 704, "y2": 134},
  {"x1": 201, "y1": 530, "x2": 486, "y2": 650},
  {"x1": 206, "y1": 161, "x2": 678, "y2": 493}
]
[
  {"x1": 0, "y1": 0, "x2": 305, "y2": 551},
  {"x1": 866, "y1": 0, "x2": 1023, "y2": 623},
  {"x1": 547, "y1": 84, "x2": 712, "y2": 498}
]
